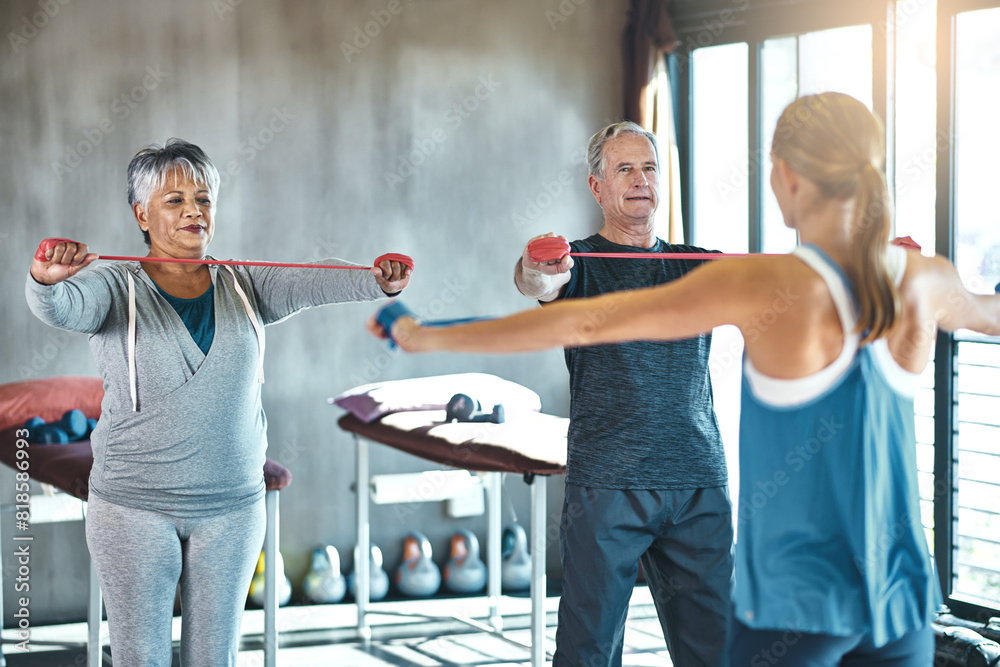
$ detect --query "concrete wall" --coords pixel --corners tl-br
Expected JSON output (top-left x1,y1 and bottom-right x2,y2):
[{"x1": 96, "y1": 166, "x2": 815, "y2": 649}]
[{"x1": 0, "y1": 0, "x2": 627, "y2": 624}]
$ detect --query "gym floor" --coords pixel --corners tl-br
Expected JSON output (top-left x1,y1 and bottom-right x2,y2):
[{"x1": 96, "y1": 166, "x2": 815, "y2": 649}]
[{"x1": 1, "y1": 586, "x2": 672, "y2": 666}]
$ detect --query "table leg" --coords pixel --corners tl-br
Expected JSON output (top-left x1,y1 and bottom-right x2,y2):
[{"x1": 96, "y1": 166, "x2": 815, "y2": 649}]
[
  {"x1": 355, "y1": 436, "x2": 371, "y2": 645},
  {"x1": 530, "y1": 475, "x2": 547, "y2": 666},
  {"x1": 485, "y1": 472, "x2": 502, "y2": 631}
]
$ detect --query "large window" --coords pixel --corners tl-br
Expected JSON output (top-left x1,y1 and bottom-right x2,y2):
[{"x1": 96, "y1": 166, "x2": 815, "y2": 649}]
[
  {"x1": 674, "y1": 0, "x2": 1000, "y2": 618},
  {"x1": 950, "y1": 4, "x2": 1000, "y2": 611}
]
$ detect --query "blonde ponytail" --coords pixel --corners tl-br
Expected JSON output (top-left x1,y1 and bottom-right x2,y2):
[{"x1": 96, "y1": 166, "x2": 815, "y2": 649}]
[
  {"x1": 771, "y1": 93, "x2": 899, "y2": 342},
  {"x1": 850, "y1": 162, "x2": 898, "y2": 343}
]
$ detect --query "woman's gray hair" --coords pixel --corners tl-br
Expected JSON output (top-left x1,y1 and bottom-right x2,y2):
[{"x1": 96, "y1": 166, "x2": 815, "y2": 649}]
[
  {"x1": 126, "y1": 138, "x2": 220, "y2": 247},
  {"x1": 587, "y1": 122, "x2": 659, "y2": 180}
]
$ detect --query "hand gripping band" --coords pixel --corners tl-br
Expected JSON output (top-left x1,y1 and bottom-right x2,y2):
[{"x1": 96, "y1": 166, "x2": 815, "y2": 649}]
[
  {"x1": 35, "y1": 238, "x2": 414, "y2": 272},
  {"x1": 374, "y1": 301, "x2": 494, "y2": 349},
  {"x1": 527, "y1": 237, "x2": 573, "y2": 263},
  {"x1": 35, "y1": 238, "x2": 80, "y2": 261},
  {"x1": 373, "y1": 253, "x2": 415, "y2": 271}
]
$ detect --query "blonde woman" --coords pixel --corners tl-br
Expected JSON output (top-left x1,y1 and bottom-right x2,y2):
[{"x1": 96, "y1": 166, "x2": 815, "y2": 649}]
[{"x1": 372, "y1": 93, "x2": 1000, "y2": 665}]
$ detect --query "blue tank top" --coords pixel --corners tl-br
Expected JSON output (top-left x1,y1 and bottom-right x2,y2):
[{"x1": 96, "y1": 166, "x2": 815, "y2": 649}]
[
  {"x1": 155, "y1": 283, "x2": 215, "y2": 355},
  {"x1": 734, "y1": 245, "x2": 940, "y2": 646}
]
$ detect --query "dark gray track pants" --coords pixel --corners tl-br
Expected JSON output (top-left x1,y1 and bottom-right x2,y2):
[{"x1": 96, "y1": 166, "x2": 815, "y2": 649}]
[{"x1": 554, "y1": 485, "x2": 734, "y2": 667}]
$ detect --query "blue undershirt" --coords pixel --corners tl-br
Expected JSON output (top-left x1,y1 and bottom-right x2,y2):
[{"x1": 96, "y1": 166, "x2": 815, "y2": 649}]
[{"x1": 155, "y1": 283, "x2": 215, "y2": 355}]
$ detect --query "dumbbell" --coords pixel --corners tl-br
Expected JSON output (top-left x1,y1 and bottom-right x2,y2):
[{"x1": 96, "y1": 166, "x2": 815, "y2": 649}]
[
  {"x1": 22, "y1": 409, "x2": 90, "y2": 444},
  {"x1": 22, "y1": 416, "x2": 65, "y2": 444},
  {"x1": 445, "y1": 394, "x2": 505, "y2": 424}
]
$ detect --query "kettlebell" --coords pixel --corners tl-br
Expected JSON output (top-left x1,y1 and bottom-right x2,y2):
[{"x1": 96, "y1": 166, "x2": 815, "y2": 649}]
[
  {"x1": 347, "y1": 544, "x2": 390, "y2": 602},
  {"x1": 443, "y1": 529, "x2": 487, "y2": 594},
  {"x1": 248, "y1": 550, "x2": 293, "y2": 607},
  {"x1": 395, "y1": 531, "x2": 441, "y2": 597},
  {"x1": 303, "y1": 545, "x2": 347, "y2": 604},
  {"x1": 445, "y1": 393, "x2": 505, "y2": 424},
  {"x1": 501, "y1": 522, "x2": 532, "y2": 592}
]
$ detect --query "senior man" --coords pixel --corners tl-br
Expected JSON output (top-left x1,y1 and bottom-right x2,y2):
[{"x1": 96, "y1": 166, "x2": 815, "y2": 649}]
[{"x1": 514, "y1": 122, "x2": 733, "y2": 666}]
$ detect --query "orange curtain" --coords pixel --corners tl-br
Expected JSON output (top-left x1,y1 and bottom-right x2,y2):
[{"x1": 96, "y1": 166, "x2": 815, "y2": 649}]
[{"x1": 623, "y1": 0, "x2": 684, "y2": 243}]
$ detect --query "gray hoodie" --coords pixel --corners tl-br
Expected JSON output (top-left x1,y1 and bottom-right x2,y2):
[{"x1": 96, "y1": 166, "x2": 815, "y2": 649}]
[{"x1": 26, "y1": 259, "x2": 385, "y2": 516}]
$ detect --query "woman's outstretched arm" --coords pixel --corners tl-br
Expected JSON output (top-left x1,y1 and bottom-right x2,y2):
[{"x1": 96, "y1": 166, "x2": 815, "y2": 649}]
[
  {"x1": 923, "y1": 254, "x2": 1000, "y2": 336},
  {"x1": 370, "y1": 257, "x2": 766, "y2": 354}
]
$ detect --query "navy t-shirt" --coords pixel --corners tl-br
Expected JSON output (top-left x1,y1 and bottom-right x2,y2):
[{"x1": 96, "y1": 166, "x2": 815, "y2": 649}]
[{"x1": 552, "y1": 234, "x2": 728, "y2": 489}]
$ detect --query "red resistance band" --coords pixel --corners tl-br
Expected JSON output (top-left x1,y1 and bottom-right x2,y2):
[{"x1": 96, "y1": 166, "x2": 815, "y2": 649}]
[
  {"x1": 34, "y1": 238, "x2": 414, "y2": 272},
  {"x1": 527, "y1": 236, "x2": 921, "y2": 263},
  {"x1": 527, "y1": 236, "x2": 758, "y2": 263}
]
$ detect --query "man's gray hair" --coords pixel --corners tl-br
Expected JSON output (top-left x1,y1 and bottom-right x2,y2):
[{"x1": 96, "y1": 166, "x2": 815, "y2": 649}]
[
  {"x1": 127, "y1": 138, "x2": 220, "y2": 247},
  {"x1": 587, "y1": 122, "x2": 659, "y2": 180}
]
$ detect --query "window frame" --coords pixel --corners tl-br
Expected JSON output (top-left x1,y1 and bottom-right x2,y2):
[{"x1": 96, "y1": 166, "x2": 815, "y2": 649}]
[
  {"x1": 669, "y1": 0, "x2": 1000, "y2": 622},
  {"x1": 934, "y1": 0, "x2": 1000, "y2": 623}
]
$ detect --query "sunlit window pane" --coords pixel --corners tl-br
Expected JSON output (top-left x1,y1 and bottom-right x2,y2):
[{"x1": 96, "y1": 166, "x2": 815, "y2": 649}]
[
  {"x1": 759, "y1": 25, "x2": 873, "y2": 254},
  {"x1": 760, "y1": 37, "x2": 798, "y2": 254},
  {"x1": 954, "y1": 9, "x2": 1000, "y2": 295},
  {"x1": 894, "y1": 0, "x2": 937, "y2": 253},
  {"x1": 691, "y1": 43, "x2": 749, "y2": 253},
  {"x1": 953, "y1": 6, "x2": 1000, "y2": 611}
]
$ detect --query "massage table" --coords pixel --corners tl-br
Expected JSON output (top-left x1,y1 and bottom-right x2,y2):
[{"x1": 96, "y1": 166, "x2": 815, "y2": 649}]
[{"x1": 337, "y1": 408, "x2": 568, "y2": 666}]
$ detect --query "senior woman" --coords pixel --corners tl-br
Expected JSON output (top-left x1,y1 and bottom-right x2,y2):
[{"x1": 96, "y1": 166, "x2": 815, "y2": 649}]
[{"x1": 26, "y1": 138, "x2": 411, "y2": 666}]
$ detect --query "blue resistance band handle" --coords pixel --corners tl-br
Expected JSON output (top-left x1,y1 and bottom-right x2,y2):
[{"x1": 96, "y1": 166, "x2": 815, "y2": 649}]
[
  {"x1": 375, "y1": 302, "x2": 493, "y2": 348},
  {"x1": 375, "y1": 302, "x2": 417, "y2": 348}
]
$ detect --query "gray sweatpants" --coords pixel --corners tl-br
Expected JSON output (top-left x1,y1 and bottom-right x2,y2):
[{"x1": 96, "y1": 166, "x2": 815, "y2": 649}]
[{"x1": 86, "y1": 495, "x2": 266, "y2": 667}]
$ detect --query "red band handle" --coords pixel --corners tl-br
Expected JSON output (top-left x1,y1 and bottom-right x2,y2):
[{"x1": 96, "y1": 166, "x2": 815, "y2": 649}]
[
  {"x1": 35, "y1": 238, "x2": 81, "y2": 261},
  {"x1": 373, "y1": 253, "x2": 414, "y2": 271},
  {"x1": 527, "y1": 237, "x2": 572, "y2": 263}
]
